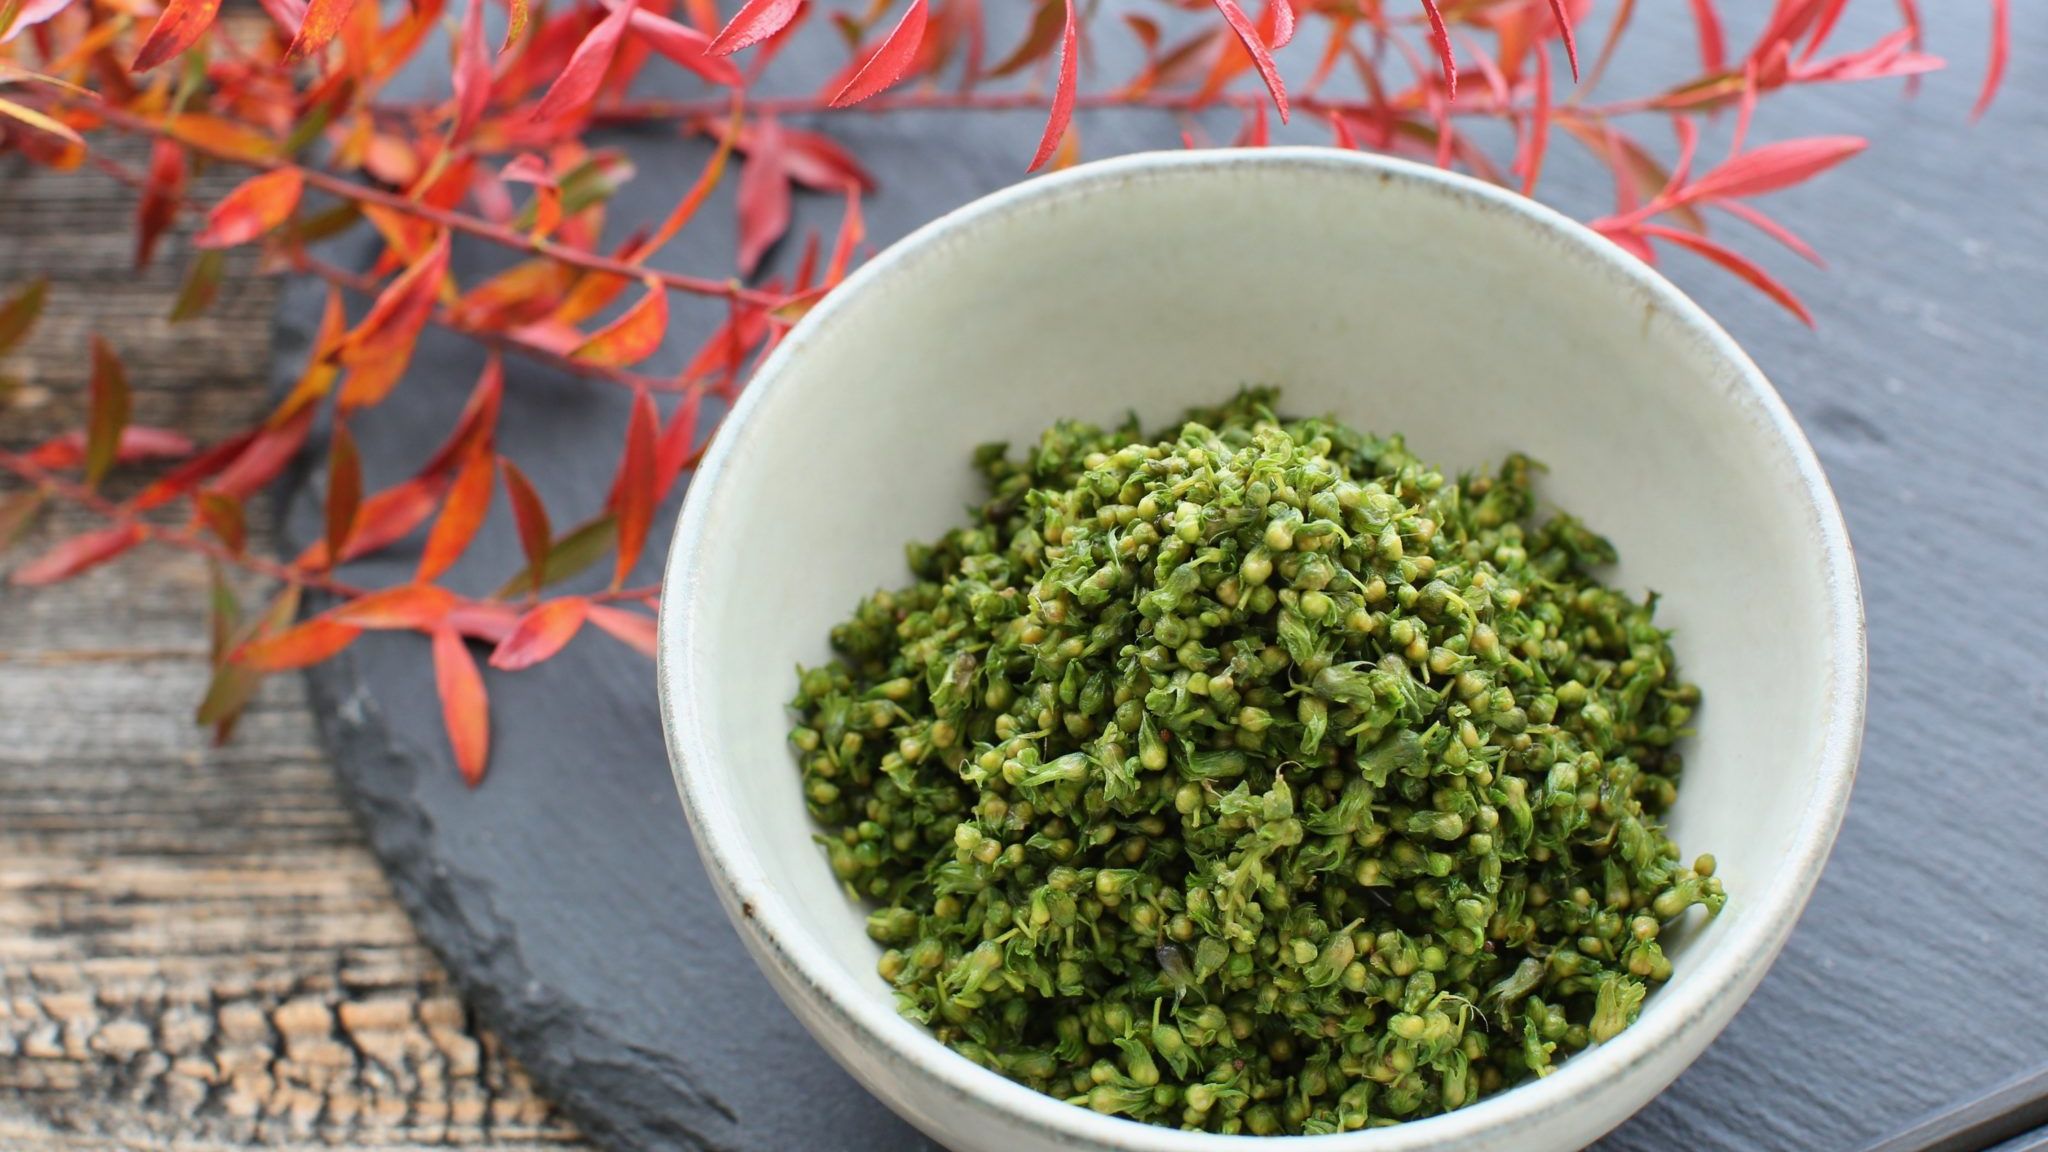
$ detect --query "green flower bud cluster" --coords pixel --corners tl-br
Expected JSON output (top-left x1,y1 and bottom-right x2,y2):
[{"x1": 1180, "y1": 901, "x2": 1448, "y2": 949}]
[{"x1": 789, "y1": 390, "x2": 1723, "y2": 1135}]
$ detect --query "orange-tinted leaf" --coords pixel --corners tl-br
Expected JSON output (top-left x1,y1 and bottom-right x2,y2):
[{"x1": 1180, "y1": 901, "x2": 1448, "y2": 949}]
[
  {"x1": 0, "y1": 490, "x2": 45, "y2": 554},
  {"x1": 447, "y1": 600, "x2": 519, "y2": 644},
  {"x1": 0, "y1": 277, "x2": 46, "y2": 355},
  {"x1": 500, "y1": 458, "x2": 551, "y2": 586},
  {"x1": 531, "y1": 0, "x2": 638, "y2": 125},
  {"x1": 135, "y1": 430, "x2": 254, "y2": 510},
  {"x1": 329, "y1": 582, "x2": 457, "y2": 629},
  {"x1": 10, "y1": 523, "x2": 142, "y2": 585},
  {"x1": 631, "y1": 107, "x2": 739, "y2": 261},
  {"x1": 196, "y1": 169, "x2": 304, "y2": 249},
  {"x1": 489, "y1": 596, "x2": 589, "y2": 669},
  {"x1": 195, "y1": 490, "x2": 246, "y2": 553},
  {"x1": 453, "y1": 0, "x2": 491, "y2": 138},
  {"x1": 708, "y1": 0, "x2": 801, "y2": 54},
  {"x1": 236, "y1": 617, "x2": 360, "y2": 669},
  {"x1": 503, "y1": 0, "x2": 528, "y2": 50},
  {"x1": 988, "y1": 0, "x2": 1060, "y2": 77},
  {"x1": 135, "y1": 140, "x2": 185, "y2": 270},
  {"x1": 286, "y1": 0, "x2": 360, "y2": 60},
  {"x1": 325, "y1": 420, "x2": 362, "y2": 566},
  {"x1": 1638, "y1": 224, "x2": 1813, "y2": 326},
  {"x1": 609, "y1": 391, "x2": 657, "y2": 589},
  {"x1": 25, "y1": 426, "x2": 196, "y2": 471},
  {"x1": 494, "y1": 514, "x2": 615, "y2": 596},
  {"x1": 418, "y1": 444, "x2": 495, "y2": 583},
  {"x1": 432, "y1": 626, "x2": 490, "y2": 785},
  {"x1": 621, "y1": 3, "x2": 741, "y2": 85},
  {"x1": 165, "y1": 115, "x2": 279, "y2": 164},
  {"x1": 169, "y1": 249, "x2": 227, "y2": 322},
  {"x1": 827, "y1": 0, "x2": 926, "y2": 106},
  {"x1": 736, "y1": 119, "x2": 792, "y2": 276},
  {"x1": 1026, "y1": 0, "x2": 1078, "y2": 172},
  {"x1": 131, "y1": 0, "x2": 222, "y2": 71},
  {"x1": 1212, "y1": 0, "x2": 1287, "y2": 120},
  {"x1": 83, "y1": 337, "x2": 130, "y2": 490},
  {"x1": 208, "y1": 404, "x2": 314, "y2": 500},
  {"x1": 342, "y1": 231, "x2": 450, "y2": 367},
  {"x1": 421, "y1": 355, "x2": 505, "y2": 478},
  {"x1": 571, "y1": 278, "x2": 667, "y2": 366},
  {"x1": 0, "y1": 96, "x2": 80, "y2": 146},
  {"x1": 455, "y1": 259, "x2": 577, "y2": 328},
  {"x1": 297, "y1": 474, "x2": 449, "y2": 566},
  {"x1": 587, "y1": 602, "x2": 656, "y2": 657}
]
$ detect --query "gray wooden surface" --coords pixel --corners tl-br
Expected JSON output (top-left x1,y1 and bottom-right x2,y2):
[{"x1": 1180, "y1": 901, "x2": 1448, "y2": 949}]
[{"x1": 0, "y1": 137, "x2": 589, "y2": 1151}]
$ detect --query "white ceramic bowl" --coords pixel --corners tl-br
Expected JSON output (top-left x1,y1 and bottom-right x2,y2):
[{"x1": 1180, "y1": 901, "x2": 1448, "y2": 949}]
[{"x1": 657, "y1": 148, "x2": 1865, "y2": 1152}]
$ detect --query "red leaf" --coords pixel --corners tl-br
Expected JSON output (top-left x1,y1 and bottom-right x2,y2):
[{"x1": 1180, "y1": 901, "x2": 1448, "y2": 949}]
[
  {"x1": 619, "y1": 2, "x2": 742, "y2": 85},
  {"x1": 531, "y1": 0, "x2": 638, "y2": 125},
  {"x1": 325, "y1": 420, "x2": 362, "y2": 566},
  {"x1": 500, "y1": 458, "x2": 552, "y2": 587},
  {"x1": 1686, "y1": 0, "x2": 1724, "y2": 72},
  {"x1": 588, "y1": 603, "x2": 656, "y2": 657},
  {"x1": 298, "y1": 474, "x2": 449, "y2": 566},
  {"x1": 1417, "y1": 0, "x2": 1454, "y2": 98},
  {"x1": 1638, "y1": 223, "x2": 1813, "y2": 326},
  {"x1": 776, "y1": 127, "x2": 875, "y2": 194},
  {"x1": 1545, "y1": 0, "x2": 1578, "y2": 81},
  {"x1": 1974, "y1": 0, "x2": 2007, "y2": 120},
  {"x1": 135, "y1": 430, "x2": 252, "y2": 510},
  {"x1": 339, "y1": 233, "x2": 451, "y2": 410},
  {"x1": 1517, "y1": 45, "x2": 1551, "y2": 196},
  {"x1": 235, "y1": 618, "x2": 360, "y2": 670},
  {"x1": 489, "y1": 596, "x2": 590, "y2": 669},
  {"x1": 824, "y1": 190, "x2": 864, "y2": 286},
  {"x1": 329, "y1": 582, "x2": 457, "y2": 629},
  {"x1": 708, "y1": 0, "x2": 802, "y2": 55},
  {"x1": 1716, "y1": 200, "x2": 1822, "y2": 266},
  {"x1": 10, "y1": 523, "x2": 143, "y2": 585},
  {"x1": 196, "y1": 168, "x2": 305, "y2": 249},
  {"x1": 196, "y1": 490, "x2": 246, "y2": 553},
  {"x1": 135, "y1": 141, "x2": 185, "y2": 269},
  {"x1": 609, "y1": 390, "x2": 658, "y2": 589},
  {"x1": 631, "y1": 113, "x2": 739, "y2": 261},
  {"x1": 447, "y1": 600, "x2": 520, "y2": 643},
  {"x1": 433, "y1": 626, "x2": 491, "y2": 786},
  {"x1": 418, "y1": 444, "x2": 496, "y2": 583},
  {"x1": 285, "y1": 0, "x2": 359, "y2": 60},
  {"x1": 1, "y1": 0, "x2": 74, "y2": 41},
  {"x1": 421, "y1": 355, "x2": 506, "y2": 479},
  {"x1": 208, "y1": 404, "x2": 314, "y2": 500},
  {"x1": 652, "y1": 392, "x2": 702, "y2": 501},
  {"x1": 736, "y1": 118, "x2": 792, "y2": 276},
  {"x1": 572, "y1": 278, "x2": 668, "y2": 366},
  {"x1": 1214, "y1": 0, "x2": 1287, "y2": 119},
  {"x1": 131, "y1": 0, "x2": 223, "y2": 71},
  {"x1": 1027, "y1": 0, "x2": 1079, "y2": 172},
  {"x1": 452, "y1": 0, "x2": 491, "y2": 138},
  {"x1": 1682, "y1": 136, "x2": 1866, "y2": 205},
  {"x1": 84, "y1": 336, "x2": 130, "y2": 490},
  {"x1": 1267, "y1": 0, "x2": 1293, "y2": 49},
  {"x1": 828, "y1": 0, "x2": 928, "y2": 107}
]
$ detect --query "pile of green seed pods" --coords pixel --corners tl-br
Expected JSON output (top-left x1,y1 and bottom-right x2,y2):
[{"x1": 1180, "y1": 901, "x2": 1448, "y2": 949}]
[{"x1": 789, "y1": 390, "x2": 1723, "y2": 1135}]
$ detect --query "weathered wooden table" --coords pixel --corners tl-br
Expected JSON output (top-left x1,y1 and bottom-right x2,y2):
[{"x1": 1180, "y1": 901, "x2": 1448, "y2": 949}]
[{"x1": 0, "y1": 141, "x2": 590, "y2": 1151}]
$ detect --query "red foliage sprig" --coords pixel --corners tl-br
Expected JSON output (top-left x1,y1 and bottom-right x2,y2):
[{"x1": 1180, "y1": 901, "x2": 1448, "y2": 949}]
[{"x1": 0, "y1": 0, "x2": 2009, "y2": 782}]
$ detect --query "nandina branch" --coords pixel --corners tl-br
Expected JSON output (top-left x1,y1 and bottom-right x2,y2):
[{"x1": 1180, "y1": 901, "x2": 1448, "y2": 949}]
[{"x1": 80, "y1": 101, "x2": 787, "y2": 311}]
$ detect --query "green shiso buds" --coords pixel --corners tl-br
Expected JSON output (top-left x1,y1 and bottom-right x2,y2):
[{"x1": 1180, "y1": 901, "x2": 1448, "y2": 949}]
[{"x1": 790, "y1": 390, "x2": 1723, "y2": 1135}]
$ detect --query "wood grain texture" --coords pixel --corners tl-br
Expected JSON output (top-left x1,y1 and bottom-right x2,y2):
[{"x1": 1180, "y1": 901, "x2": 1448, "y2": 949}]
[{"x1": 0, "y1": 140, "x2": 588, "y2": 1152}]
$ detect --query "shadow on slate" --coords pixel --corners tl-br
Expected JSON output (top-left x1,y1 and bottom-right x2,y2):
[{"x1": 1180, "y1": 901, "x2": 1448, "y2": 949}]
[{"x1": 275, "y1": 5, "x2": 2048, "y2": 1151}]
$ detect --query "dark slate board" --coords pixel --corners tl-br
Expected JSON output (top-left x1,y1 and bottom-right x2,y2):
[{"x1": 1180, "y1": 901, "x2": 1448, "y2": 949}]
[{"x1": 276, "y1": 5, "x2": 2048, "y2": 1151}]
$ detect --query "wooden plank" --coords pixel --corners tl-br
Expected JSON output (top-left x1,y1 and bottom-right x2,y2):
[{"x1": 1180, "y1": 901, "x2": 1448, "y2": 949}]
[{"x1": 0, "y1": 140, "x2": 589, "y2": 1152}]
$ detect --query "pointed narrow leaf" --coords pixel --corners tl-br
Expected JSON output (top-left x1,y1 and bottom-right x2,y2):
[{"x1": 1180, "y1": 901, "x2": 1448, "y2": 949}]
[
  {"x1": 500, "y1": 458, "x2": 552, "y2": 587},
  {"x1": 0, "y1": 277, "x2": 46, "y2": 355},
  {"x1": 195, "y1": 490, "x2": 246, "y2": 553},
  {"x1": 1418, "y1": 0, "x2": 1454, "y2": 97},
  {"x1": 135, "y1": 429, "x2": 255, "y2": 510},
  {"x1": 609, "y1": 391, "x2": 658, "y2": 589},
  {"x1": 236, "y1": 617, "x2": 360, "y2": 669},
  {"x1": 1974, "y1": 0, "x2": 2007, "y2": 120},
  {"x1": 169, "y1": 249, "x2": 227, "y2": 322},
  {"x1": 418, "y1": 444, "x2": 496, "y2": 583},
  {"x1": 285, "y1": 0, "x2": 359, "y2": 60},
  {"x1": 489, "y1": 597, "x2": 589, "y2": 669},
  {"x1": 1212, "y1": 0, "x2": 1287, "y2": 120},
  {"x1": 325, "y1": 420, "x2": 361, "y2": 565},
  {"x1": 297, "y1": 474, "x2": 449, "y2": 566},
  {"x1": 341, "y1": 232, "x2": 450, "y2": 367},
  {"x1": 83, "y1": 337, "x2": 130, "y2": 489},
  {"x1": 1686, "y1": 0, "x2": 1724, "y2": 72},
  {"x1": 503, "y1": 0, "x2": 528, "y2": 50},
  {"x1": 588, "y1": 603, "x2": 656, "y2": 657},
  {"x1": 988, "y1": 0, "x2": 1060, "y2": 77},
  {"x1": 621, "y1": 3, "x2": 742, "y2": 84},
  {"x1": 1683, "y1": 136, "x2": 1866, "y2": 204},
  {"x1": 1545, "y1": 0, "x2": 1577, "y2": 81},
  {"x1": 494, "y1": 515, "x2": 616, "y2": 596},
  {"x1": 131, "y1": 0, "x2": 223, "y2": 71},
  {"x1": 196, "y1": 168, "x2": 304, "y2": 249},
  {"x1": 208, "y1": 404, "x2": 314, "y2": 499},
  {"x1": 828, "y1": 0, "x2": 928, "y2": 106},
  {"x1": 708, "y1": 0, "x2": 801, "y2": 55},
  {"x1": 1639, "y1": 224, "x2": 1813, "y2": 326},
  {"x1": 1716, "y1": 200, "x2": 1822, "y2": 266},
  {"x1": 452, "y1": 0, "x2": 491, "y2": 137},
  {"x1": 1027, "y1": 0, "x2": 1078, "y2": 172},
  {"x1": 433, "y1": 626, "x2": 490, "y2": 785},
  {"x1": 631, "y1": 110, "x2": 738, "y2": 262},
  {"x1": 652, "y1": 390, "x2": 701, "y2": 500},
  {"x1": 200, "y1": 584, "x2": 301, "y2": 734},
  {"x1": 329, "y1": 582, "x2": 457, "y2": 629},
  {"x1": 10, "y1": 523, "x2": 142, "y2": 585},
  {"x1": 421, "y1": 354, "x2": 505, "y2": 478},
  {"x1": 1517, "y1": 46, "x2": 1551, "y2": 195},
  {"x1": 531, "y1": 0, "x2": 638, "y2": 125},
  {"x1": 736, "y1": 119, "x2": 792, "y2": 275},
  {"x1": 1267, "y1": 0, "x2": 1292, "y2": 49},
  {"x1": 0, "y1": 490, "x2": 46, "y2": 553},
  {"x1": 135, "y1": 141, "x2": 185, "y2": 269},
  {"x1": 571, "y1": 278, "x2": 667, "y2": 366}
]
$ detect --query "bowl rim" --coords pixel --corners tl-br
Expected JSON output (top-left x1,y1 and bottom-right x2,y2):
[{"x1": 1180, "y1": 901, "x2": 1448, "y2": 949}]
[{"x1": 657, "y1": 146, "x2": 1867, "y2": 1149}]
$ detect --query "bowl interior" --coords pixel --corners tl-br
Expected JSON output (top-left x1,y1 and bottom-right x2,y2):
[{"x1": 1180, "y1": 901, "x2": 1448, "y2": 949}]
[{"x1": 664, "y1": 149, "x2": 1857, "y2": 1144}]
